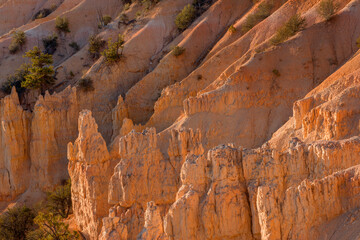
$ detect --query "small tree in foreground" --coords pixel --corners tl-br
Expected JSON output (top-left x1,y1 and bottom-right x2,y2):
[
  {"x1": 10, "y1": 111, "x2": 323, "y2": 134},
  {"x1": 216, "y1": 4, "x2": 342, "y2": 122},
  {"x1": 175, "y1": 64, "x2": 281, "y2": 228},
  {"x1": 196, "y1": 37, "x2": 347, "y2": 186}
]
[
  {"x1": 0, "y1": 205, "x2": 36, "y2": 240},
  {"x1": 102, "y1": 34, "x2": 125, "y2": 64},
  {"x1": 21, "y1": 46, "x2": 55, "y2": 92},
  {"x1": 27, "y1": 212, "x2": 80, "y2": 240},
  {"x1": 46, "y1": 180, "x2": 72, "y2": 219}
]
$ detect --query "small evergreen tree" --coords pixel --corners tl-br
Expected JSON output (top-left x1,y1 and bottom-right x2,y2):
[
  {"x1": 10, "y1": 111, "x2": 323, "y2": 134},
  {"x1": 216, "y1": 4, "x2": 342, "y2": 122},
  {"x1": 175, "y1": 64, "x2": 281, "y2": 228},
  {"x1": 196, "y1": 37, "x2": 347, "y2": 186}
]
[
  {"x1": 55, "y1": 17, "x2": 70, "y2": 33},
  {"x1": 28, "y1": 212, "x2": 79, "y2": 240},
  {"x1": 88, "y1": 35, "x2": 105, "y2": 59},
  {"x1": 0, "y1": 205, "x2": 36, "y2": 240},
  {"x1": 102, "y1": 34, "x2": 125, "y2": 64},
  {"x1": 42, "y1": 34, "x2": 58, "y2": 54},
  {"x1": 21, "y1": 46, "x2": 55, "y2": 92},
  {"x1": 1, "y1": 64, "x2": 29, "y2": 94},
  {"x1": 8, "y1": 31, "x2": 26, "y2": 54},
  {"x1": 46, "y1": 180, "x2": 72, "y2": 219},
  {"x1": 175, "y1": 4, "x2": 196, "y2": 31}
]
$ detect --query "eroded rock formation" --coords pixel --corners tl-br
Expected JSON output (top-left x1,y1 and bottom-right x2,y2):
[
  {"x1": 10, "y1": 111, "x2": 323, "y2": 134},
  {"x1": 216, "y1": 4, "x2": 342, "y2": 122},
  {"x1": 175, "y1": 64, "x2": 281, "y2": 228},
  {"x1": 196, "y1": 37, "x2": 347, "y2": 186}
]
[{"x1": 0, "y1": 0, "x2": 360, "y2": 239}]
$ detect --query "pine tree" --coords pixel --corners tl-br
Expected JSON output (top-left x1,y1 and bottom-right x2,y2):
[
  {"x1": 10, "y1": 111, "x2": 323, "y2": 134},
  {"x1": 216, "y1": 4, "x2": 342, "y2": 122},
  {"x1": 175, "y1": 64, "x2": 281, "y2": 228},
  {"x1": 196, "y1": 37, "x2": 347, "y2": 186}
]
[{"x1": 21, "y1": 46, "x2": 55, "y2": 93}]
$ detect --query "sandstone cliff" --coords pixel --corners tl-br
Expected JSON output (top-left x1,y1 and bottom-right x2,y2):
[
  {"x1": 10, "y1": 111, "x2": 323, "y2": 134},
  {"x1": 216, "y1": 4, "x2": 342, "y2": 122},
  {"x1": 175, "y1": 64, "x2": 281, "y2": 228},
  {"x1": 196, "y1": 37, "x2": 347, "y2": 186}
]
[{"x1": 0, "y1": 0, "x2": 360, "y2": 239}]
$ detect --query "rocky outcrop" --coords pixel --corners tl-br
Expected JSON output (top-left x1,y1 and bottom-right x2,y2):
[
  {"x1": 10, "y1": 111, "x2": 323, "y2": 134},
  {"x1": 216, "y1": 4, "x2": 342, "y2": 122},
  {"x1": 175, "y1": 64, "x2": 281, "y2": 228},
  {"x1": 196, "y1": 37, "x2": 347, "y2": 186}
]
[
  {"x1": 165, "y1": 145, "x2": 253, "y2": 240},
  {"x1": 31, "y1": 87, "x2": 79, "y2": 191},
  {"x1": 0, "y1": 88, "x2": 31, "y2": 201},
  {"x1": 1, "y1": 0, "x2": 360, "y2": 239},
  {"x1": 68, "y1": 110, "x2": 114, "y2": 239},
  {"x1": 124, "y1": 0, "x2": 252, "y2": 124}
]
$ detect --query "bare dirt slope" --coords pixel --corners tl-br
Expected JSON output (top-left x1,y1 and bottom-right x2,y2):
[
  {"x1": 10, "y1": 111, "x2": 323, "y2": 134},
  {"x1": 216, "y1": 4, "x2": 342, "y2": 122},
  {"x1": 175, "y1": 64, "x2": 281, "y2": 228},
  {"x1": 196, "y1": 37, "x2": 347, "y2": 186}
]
[{"x1": 0, "y1": 0, "x2": 359, "y2": 239}]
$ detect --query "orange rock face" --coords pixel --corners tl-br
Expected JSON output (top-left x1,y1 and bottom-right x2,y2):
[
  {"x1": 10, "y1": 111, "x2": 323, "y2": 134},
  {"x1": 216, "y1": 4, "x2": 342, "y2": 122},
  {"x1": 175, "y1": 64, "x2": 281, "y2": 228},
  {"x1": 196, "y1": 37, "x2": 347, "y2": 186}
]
[{"x1": 0, "y1": 0, "x2": 360, "y2": 239}]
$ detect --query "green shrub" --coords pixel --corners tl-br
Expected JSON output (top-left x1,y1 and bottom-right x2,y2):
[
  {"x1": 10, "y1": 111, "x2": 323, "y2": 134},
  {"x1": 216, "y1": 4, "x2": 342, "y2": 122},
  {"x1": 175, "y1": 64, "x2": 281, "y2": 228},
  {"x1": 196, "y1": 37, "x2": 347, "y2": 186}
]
[
  {"x1": 0, "y1": 205, "x2": 36, "y2": 240},
  {"x1": 69, "y1": 41, "x2": 80, "y2": 52},
  {"x1": 28, "y1": 212, "x2": 80, "y2": 240},
  {"x1": 55, "y1": 17, "x2": 70, "y2": 33},
  {"x1": 142, "y1": 0, "x2": 160, "y2": 10},
  {"x1": 175, "y1": 4, "x2": 196, "y2": 31},
  {"x1": 317, "y1": 0, "x2": 337, "y2": 21},
  {"x1": 124, "y1": 3, "x2": 131, "y2": 11},
  {"x1": 103, "y1": 15, "x2": 112, "y2": 25},
  {"x1": 228, "y1": 25, "x2": 237, "y2": 34},
  {"x1": 102, "y1": 34, "x2": 125, "y2": 64},
  {"x1": 172, "y1": 45, "x2": 185, "y2": 57},
  {"x1": 42, "y1": 34, "x2": 58, "y2": 54},
  {"x1": 78, "y1": 77, "x2": 94, "y2": 92},
  {"x1": 21, "y1": 46, "x2": 55, "y2": 92},
  {"x1": 99, "y1": 15, "x2": 112, "y2": 28},
  {"x1": 46, "y1": 180, "x2": 72, "y2": 219},
  {"x1": 242, "y1": 1, "x2": 273, "y2": 33},
  {"x1": 1, "y1": 64, "x2": 29, "y2": 94},
  {"x1": 270, "y1": 14, "x2": 306, "y2": 45},
  {"x1": 8, "y1": 31, "x2": 26, "y2": 54},
  {"x1": 33, "y1": 8, "x2": 53, "y2": 20},
  {"x1": 88, "y1": 35, "x2": 105, "y2": 59},
  {"x1": 119, "y1": 13, "x2": 129, "y2": 25}
]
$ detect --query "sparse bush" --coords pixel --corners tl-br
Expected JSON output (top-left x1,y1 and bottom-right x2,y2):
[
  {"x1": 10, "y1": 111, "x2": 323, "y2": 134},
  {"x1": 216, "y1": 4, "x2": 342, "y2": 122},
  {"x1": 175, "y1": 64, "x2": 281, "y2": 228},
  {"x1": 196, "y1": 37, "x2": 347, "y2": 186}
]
[
  {"x1": 42, "y1": 34, "x2": 58, "y2": 54},
  {"x1": 119, "y1": 13, "x2": 129, "y2": 25},
  {"x1": 317, "y1": 0, "x2": 337, "y2": 21},
  {"x1": 103, "y1": 15, "x2": 112, "y2": 25},
  {"x1": 272, "y1": 69, "x2": 280, "y2": 77},
  {"x1": 102, "y1": 34, "x2": 125, "y2": 64},
  {"x1": 69, "y1": 41, "x2": 80, "y2": 52},
  {"x1": 175, "y1": 4, "x2": 196, "y2": 31},
  {"x1": 242, "y1": 1, "x2": 273, "y2": 33},
  {"x1": 172, "y1": 45, "x2": 185, "y2": 57},
  {"x1": 228, "y1": 25, "x2": 237, "y2": 34},
  {"x1": 88, "y1": 35, "x2": 106, "y2": 59},
  {"x1": 142, "y1": 0, "x2": 160, "y2": 10},
  {"x1": 357, "y1": 36, "x2": 360, "y2": 48},
  {"x1": 136, "y1": 10, "x2": 142, "y2": 19},
  {"x1": 21, "y1": 46, "x2": 55, "y2": 92},
  {"x1": 46, "y1": 180, "x2": 72, "y2": 219},
  {"x1": 0, "y1": 205, "x2": 36, "y2": 240},
  {"x1": 193, "y1": 0, "x2": 213, "y2": 15},
  {"x1": 28, "y1": 212, "x2": 80, "y2": 240},
  {"x1": 270, "y1": 14, "x2": 306, "y2": 45},
  {"x1": 78, "y1": 77, "x2": 94, "y2": 92},
  {"x1": 99, "y1": 15, "x2": 112, "y2": 28},
  {"x1": 124, "y1": 3, "x2": 131, "y2": 11},
  {"x1": 55, "y1": 17, "x2": 70, "y2": 33},
  {"x1": 33, "y1": 8, "x2": 53, "y2": 20},
  {"x1": 1, "y1": 64, "x2": 29, "y2": 94},
  {"x1": 8, "y1": 31, "x2": 26, "y2": 54}
]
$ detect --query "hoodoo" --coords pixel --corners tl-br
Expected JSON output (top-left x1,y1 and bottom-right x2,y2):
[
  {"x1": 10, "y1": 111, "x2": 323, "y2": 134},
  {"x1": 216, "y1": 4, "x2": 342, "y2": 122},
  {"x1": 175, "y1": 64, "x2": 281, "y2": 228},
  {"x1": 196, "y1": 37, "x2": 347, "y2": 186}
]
[{"x1": 0, "y1": 0, "x2": 359, "y2": 239}]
